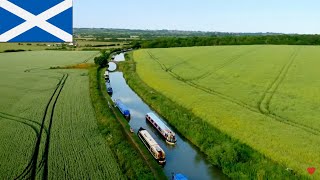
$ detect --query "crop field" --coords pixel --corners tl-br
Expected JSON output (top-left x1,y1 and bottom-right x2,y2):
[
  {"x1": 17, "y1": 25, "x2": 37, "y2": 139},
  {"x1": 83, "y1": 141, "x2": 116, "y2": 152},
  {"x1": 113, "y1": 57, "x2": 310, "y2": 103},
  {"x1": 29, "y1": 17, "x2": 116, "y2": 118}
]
[
  {"x1": 0, "y1": 51, "x2": 123, "y2": 179},
  {"x1": 0, "y1": 43, "x2": 55, "y2": 52},
  {"x1": 134, "y1": 45, "x2": 320, "y2": 177},
  {"x1": 76, "y1": 40, "x2": 127, "y2": 49}
]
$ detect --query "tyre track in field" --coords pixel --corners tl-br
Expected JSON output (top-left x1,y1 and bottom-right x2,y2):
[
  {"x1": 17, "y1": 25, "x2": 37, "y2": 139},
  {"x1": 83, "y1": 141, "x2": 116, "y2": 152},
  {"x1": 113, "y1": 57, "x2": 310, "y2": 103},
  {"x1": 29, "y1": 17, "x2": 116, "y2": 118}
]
[
  {"x1": 0, "y1": 115, "x2": 40, "y2": 136},
  {"x1": 147, "y1": 50, "x2": 320, "y2": 136},
  {"x1": 16, "y1": 74, "x2": 66, "y2": 180},
  {"x1": 184, "y1": 46, "x2": 263, "y2": 82},
  {"x1": 258, "y1": 47, "x2": 300, "y2": 114},
  {"x1": 0, "y1": 112, "x2": 48, "y2": 135},
  {"x1": 166, "y1": 47, "x2": 230, "y2": 72},
  {"x1": 15, "y1": 74, "x2": 67, "y2": 180},
  {"x1": 170, "y1": 69, "x2": 320, "y2": 136},
  {"x1": 42, "y1": 73, "x2": 68, "y2": 179},
  {"x1": 0, "y1": 114, "x2": 48, "y2": 180},
  {"x1": 82, "y1": 52, "x2": 101, "y2": 63},
  {"x1": 146, "y1": 51, "x2": 168, "y2": 71}
]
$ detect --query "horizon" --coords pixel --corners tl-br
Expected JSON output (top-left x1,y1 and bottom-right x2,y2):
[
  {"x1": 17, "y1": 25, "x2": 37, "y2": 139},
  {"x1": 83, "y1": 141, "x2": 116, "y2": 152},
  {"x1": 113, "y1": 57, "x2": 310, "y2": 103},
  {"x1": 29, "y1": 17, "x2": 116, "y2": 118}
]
[{"x1": 72, "y1": 27, "x2": 318, "y2": 35}]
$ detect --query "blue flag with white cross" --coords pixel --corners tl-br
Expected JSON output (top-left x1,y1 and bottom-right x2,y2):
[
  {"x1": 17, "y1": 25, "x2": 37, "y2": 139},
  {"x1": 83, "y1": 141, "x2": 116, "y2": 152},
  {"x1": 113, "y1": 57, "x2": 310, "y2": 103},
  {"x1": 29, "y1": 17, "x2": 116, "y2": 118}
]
[{"x1": 0, "y1": 0, "x2": 73, "y2": 42}]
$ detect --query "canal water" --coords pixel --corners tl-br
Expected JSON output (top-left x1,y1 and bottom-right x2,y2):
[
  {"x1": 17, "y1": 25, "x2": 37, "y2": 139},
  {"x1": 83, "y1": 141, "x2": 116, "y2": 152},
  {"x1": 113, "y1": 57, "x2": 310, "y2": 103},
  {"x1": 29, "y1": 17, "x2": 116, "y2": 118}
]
[
  {"x1": 113, "y1": 53, "x2": 125, "y2": 62},
  {"x1": 109, "y1": 53, "x2": 227, "y2": 179},
  {"x1": 108, "y1": 62, "x2": 117, "y2": 71}
]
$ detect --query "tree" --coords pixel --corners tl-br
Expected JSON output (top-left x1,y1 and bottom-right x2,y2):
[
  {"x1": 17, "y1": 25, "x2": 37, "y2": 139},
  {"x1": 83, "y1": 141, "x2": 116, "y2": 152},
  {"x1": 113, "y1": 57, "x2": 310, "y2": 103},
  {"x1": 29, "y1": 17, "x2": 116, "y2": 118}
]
[{"x1": 94, "y1": 50, "x2": 109, "y2": 67}]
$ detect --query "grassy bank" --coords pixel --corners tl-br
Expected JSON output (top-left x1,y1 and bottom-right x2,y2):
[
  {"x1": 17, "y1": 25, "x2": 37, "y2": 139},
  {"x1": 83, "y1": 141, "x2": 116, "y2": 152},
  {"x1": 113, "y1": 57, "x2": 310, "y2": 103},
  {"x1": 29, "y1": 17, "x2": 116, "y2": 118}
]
[
  {"x1": 118, "y1": 52, "x2": 308, "y2": 179},
  {"x1": 88, "y1": 66, "x2": 166, "y2": 179}
]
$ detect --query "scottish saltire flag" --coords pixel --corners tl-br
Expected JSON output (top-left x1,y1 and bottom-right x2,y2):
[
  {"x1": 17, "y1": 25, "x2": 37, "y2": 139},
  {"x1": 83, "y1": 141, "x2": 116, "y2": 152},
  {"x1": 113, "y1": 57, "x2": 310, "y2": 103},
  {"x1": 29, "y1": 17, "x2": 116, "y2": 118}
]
[{"x1": 0, "y1": 0, "x2": 72, "y2": 42}]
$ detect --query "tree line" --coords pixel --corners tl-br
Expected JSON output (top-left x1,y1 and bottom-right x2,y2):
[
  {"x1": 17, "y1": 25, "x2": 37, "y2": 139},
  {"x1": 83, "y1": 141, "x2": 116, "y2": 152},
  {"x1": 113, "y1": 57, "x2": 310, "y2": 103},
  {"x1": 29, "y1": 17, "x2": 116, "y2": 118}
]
[
  {"x1": 74, "y1": 28, "x2": 282, "y2": 39},
  {"x1": 136, "y1": 35, "x2": 320, "y2": 48}
]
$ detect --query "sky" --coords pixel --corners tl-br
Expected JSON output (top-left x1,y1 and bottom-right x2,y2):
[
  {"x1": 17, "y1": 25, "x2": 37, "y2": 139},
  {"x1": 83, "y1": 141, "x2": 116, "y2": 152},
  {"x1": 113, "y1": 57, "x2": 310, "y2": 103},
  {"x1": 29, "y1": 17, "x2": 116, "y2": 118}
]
[{"x1": 73, "y1": 0, "x2": 320, "y2": 34}]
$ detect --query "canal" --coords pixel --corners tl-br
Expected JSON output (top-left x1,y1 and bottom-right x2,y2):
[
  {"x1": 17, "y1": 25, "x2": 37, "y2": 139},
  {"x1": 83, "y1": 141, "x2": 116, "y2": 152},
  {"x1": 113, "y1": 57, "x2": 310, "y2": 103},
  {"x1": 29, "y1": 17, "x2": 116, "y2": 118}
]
[{"x1": 109, "y1": 53, "x2": 227, "y2": 180}]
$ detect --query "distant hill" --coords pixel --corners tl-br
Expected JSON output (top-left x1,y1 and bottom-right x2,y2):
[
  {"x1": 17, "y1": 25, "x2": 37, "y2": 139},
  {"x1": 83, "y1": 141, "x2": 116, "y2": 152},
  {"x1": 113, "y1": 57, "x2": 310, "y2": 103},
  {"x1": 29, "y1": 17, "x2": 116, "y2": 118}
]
[{"x1": 73, "y1": 28, "x2": 283, "y2": 39}]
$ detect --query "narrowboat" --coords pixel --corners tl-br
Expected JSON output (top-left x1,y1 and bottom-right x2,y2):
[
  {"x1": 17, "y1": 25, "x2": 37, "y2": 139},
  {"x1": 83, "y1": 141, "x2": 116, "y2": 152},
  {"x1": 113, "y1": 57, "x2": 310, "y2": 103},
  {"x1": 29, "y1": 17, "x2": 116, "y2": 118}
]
[
  {"x1": 106, "y1": 82, "x2": 113, "y2": 95},
  {"x1": 172, "y1": 173, "x2": 188, "y2": 180},
  {"x1": 137, "y1": 127, "x2": 166, "y2": 164},
  {"x1": 114, "y1": 99, "x2": 130, "y2": 119},
  {"x1": 146, "y1": 112, "x2": 176, "y2": 145},
  {"x1": 104, "y1": 71, "x2": 109, "y2": 80}
]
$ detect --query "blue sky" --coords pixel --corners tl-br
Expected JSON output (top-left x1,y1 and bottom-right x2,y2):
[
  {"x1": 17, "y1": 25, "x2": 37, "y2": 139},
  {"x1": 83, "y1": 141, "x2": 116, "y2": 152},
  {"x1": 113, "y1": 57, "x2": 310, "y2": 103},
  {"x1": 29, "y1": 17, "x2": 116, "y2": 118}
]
[{"x1": 74, "y1": 0, "x2": 320, "y2": 34}]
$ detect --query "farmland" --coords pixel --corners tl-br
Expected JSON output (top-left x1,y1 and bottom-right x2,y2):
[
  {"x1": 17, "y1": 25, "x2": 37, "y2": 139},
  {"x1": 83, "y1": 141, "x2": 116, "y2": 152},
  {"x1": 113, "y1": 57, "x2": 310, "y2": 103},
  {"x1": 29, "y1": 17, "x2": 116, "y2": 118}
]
[
  {"x1": 0, "y1": 51, "x2": 124, "y2": 179},
  {"x1": 0, "y1": 40, "x2": 128, "y2": 53},
  {"x1": 76, "y1": 39, "x2": 128, "y2": 49},
  {"x1": 132, "y1": 45, "x2": 320, "y2": 178},
  {"x1": 0, "y1": 43, "x2": 57, "y2": 52}
]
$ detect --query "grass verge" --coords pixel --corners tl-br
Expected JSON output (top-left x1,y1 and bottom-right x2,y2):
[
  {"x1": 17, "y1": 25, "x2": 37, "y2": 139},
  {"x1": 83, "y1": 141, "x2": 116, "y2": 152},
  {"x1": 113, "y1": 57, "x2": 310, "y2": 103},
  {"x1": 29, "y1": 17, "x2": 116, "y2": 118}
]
[
  {"x1": 88, "y1": 65, "x2": 166, "y2": 179},
  {"x1": 118, "y1": 52, "x2": 308, "y2": 180}
]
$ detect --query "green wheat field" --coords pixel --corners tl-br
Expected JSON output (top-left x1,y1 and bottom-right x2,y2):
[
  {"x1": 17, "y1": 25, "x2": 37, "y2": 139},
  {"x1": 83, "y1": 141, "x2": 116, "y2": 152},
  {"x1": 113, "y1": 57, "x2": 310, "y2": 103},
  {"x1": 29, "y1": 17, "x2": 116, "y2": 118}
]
[
  {"x1": 134, "y1": 45, "x2": 320, "y2": 178},
  {"x1": 0, "y1": 51, "x2": 123, "y2": 179}
]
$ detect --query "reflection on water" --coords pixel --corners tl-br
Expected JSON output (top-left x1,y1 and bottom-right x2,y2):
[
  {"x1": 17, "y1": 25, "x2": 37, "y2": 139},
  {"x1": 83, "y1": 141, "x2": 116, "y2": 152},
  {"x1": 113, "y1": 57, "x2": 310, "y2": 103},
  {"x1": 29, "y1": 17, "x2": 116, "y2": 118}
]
[
  {"x1": 115, "y1": 96, "x2": 135, "y2": 104},
  {"x1": 130, "y1": 109, "x2": 145, "y2": 119},
  {"x1": 108, "y1": 62, "x2": 117, "y2": 71},
  {"x1": 109, "y1": 72, "x2": 228, "y2": 180},
  {"x1": 113, "y1": 53, "x2": 125, "y2": 61}
]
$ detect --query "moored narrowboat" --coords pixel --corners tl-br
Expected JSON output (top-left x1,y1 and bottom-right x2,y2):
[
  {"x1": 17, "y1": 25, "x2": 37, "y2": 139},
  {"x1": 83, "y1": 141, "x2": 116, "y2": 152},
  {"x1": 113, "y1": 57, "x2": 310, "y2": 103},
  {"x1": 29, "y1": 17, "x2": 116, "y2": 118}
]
[
  {"x1": 137, "y1": 127, "x2": 166, "y2": 164},
  {"x1": 106, "y1": 82, "x2": 113, "y2": 95},
  {"x1": 114, "y1": 99, "x2": 130, "y2": 119},
  {"x1": 172, "y1": 173, "x2": 188, "y2": 180},
  {"x1": 146, "y1": 112, "x2": 176, "y2": 145},
  {"x1": 104, "y1": 71, "x2": 109, "y2": 80}
]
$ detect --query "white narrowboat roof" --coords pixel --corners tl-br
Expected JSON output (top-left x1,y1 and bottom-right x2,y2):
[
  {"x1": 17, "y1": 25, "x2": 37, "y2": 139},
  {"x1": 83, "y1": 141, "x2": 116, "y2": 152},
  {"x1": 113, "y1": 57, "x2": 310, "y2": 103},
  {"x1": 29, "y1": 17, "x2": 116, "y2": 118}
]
[
  {"x1": 147, "y1": 112, "x2": 174, "y2": 134},
  {"x1": 140, "y1": 130, "x2": 158, "y2": 147}
]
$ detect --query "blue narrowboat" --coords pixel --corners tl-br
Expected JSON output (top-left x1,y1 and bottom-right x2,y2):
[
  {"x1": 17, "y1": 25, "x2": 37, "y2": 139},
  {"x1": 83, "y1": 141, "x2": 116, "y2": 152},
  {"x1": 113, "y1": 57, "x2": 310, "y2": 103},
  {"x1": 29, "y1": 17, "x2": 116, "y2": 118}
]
[
  {"x1": 114, "y1": 99, "x2": 130, "y2": 119},
  {"x1": 172, "y1": 173, "x2": 188, "y2": 180},
  {"x1": 106, "y1": 82, "x2": 113, "y2": 95}
]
